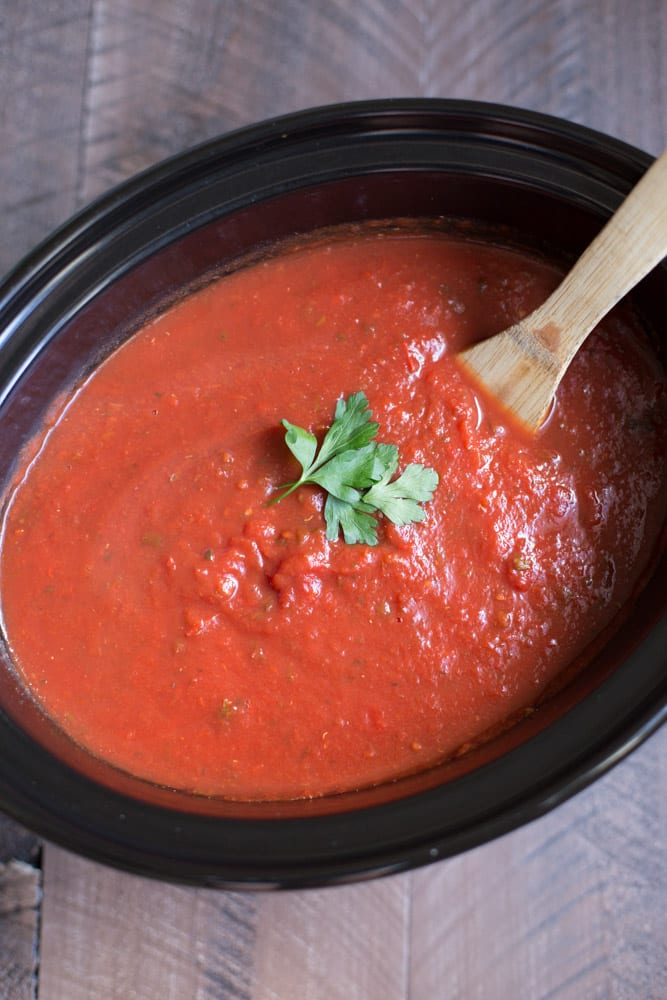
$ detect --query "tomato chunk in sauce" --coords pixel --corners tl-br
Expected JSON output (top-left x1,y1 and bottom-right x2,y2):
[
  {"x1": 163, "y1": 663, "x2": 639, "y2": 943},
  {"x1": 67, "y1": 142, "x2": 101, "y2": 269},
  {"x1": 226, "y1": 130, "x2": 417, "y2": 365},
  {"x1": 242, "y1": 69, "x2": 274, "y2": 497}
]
[{"x1": 1, "y1": 226, "x2": 665, "y2": 800}]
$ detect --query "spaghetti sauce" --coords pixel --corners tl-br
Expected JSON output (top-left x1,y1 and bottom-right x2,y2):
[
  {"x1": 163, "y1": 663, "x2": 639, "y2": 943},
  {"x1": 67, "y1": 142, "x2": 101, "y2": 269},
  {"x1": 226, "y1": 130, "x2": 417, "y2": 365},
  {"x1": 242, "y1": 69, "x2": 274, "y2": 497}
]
[{"x1": 1, "y1": 226, "x2": 665, "y2": 799}]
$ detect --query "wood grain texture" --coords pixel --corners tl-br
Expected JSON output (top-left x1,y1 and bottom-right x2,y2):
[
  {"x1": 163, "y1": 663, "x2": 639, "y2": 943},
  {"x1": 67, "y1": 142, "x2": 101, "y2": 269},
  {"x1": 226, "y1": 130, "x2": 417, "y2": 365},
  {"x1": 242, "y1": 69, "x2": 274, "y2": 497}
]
[
  {"x1": 0, "y1": 0, "x2": 664, "y2": 997},
  {"x1": 0, "y1": 0, "x2": 93, "y2": 273},
  {"x1": 74, "y1": 0, "x2": 667, "y2": 212},
  {"x1": 252, "y1": 874, "x2": 411, "y2": 999},
  {"x1": 0, "y1": 862, "x2": 41, "y2": 1000},
  {"x1": 75, "y1": 0, "x2": 424, "y2": 204},
  {"x1": 0, "y1": 822, "x2": 39, "y2": 867},
  {"x1": 416, "y1": 0, "x2": 667, "y2": 154},
  {"x1": 38, "y1": 848, "x2": 410, "y2": 1000},
  {"x1": 38, "y1": 847, "x2": 259, "y2": 1000},
  {"x1": 410, "y1": 724, "x2": 667, "y2": 1000}
]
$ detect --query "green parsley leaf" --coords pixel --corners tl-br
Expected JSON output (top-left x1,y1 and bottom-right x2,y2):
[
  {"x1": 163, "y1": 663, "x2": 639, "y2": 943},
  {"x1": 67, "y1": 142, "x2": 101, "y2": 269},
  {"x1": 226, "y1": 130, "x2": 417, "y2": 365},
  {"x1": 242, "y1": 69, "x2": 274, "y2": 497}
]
[
  {"x1": 364, "y1": 463, "x2": 439, "y2": 525},
  {"x1": 311, "y1": 443, "x2": 389, "y2": 502},
  {"x1": 317, "y1": 392, "x2": 379, "y2": 463},
  {"x1": 270, "y1": 391, "x2": 439, "y2": 544},
  {"x1": 282, "y1": 420, "x2": 318, "y2": 471},
  {"x1": 324, "y1": 494, "x2": 379, "y2": 545},
  {"x1": 269, "y1": 390, "x2": 379, "y2": 505}
]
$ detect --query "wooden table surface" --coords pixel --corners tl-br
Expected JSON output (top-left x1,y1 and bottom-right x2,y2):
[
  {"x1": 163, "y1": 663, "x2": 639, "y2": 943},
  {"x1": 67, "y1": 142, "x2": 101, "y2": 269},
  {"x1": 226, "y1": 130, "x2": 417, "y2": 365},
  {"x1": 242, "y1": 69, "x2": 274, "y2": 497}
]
[{"x1": 1, "y1": 2, "x2": 665, "y2": 998}]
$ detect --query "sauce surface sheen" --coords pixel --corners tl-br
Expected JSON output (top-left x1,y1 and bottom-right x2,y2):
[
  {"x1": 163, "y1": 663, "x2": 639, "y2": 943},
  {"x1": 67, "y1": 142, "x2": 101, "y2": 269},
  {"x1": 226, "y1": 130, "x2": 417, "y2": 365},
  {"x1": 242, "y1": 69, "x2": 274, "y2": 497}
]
[{"x1": 1, "y1": 227, "x2": 665, "y2": 799}]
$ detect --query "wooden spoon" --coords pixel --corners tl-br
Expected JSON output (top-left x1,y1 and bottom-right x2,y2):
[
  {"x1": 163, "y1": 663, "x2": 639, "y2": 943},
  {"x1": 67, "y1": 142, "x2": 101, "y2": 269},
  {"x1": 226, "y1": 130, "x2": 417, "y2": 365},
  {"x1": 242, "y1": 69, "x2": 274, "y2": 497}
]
[{"x1": 458, "y1": 148, "x2": 667, "y2": 431}]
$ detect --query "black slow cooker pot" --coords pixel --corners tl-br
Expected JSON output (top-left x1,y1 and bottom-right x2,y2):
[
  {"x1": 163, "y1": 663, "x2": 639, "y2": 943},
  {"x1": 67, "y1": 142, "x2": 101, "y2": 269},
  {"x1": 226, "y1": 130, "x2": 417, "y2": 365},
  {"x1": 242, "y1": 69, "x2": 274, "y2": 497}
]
[{"x1": 0, "y1": 100, "x2": 664, "y2": 888}]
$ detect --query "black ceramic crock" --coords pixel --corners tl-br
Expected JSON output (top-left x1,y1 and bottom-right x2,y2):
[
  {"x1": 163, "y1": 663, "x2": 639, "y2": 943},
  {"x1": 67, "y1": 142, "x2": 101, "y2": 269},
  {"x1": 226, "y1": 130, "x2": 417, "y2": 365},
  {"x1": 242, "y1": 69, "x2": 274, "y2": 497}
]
[{"x1": 0, "y1": 100, "x2": 665, "y2": 888}]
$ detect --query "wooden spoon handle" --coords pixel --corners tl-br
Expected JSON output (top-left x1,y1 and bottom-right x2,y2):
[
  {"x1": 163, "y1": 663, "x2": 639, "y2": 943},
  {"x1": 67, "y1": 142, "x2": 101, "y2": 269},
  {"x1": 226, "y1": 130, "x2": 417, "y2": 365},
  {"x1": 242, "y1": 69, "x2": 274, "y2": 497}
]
[
  {"x1": 527, "y1": 147, "x2": 667, "y2": 371},
  {"x1": 459, "y1": 148, "x2": 667, "y2": 431}
]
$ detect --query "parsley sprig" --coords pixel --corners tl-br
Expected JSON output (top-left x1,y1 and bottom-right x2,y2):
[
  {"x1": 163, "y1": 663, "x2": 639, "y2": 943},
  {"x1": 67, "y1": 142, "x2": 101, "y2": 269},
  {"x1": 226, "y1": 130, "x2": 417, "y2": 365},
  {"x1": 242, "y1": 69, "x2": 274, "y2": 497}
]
[{"x1": 270, "y1": 392, "x2": 439, "y2": 545}]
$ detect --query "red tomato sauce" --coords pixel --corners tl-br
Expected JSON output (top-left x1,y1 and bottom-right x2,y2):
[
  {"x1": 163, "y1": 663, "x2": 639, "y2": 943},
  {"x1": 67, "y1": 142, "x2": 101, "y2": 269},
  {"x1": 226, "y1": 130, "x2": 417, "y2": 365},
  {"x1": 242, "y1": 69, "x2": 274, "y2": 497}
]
[{"x1": 1, "y1": 226, "x2": 665, "y2": 800}]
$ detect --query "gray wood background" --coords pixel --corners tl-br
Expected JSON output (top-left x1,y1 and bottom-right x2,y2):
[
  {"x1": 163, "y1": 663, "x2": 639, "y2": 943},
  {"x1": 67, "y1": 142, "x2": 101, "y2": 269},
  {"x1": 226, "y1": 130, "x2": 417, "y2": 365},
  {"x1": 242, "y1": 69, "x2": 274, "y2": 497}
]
[{"x1": 0, "y1": 1, "x2": 665, "y2": 997}]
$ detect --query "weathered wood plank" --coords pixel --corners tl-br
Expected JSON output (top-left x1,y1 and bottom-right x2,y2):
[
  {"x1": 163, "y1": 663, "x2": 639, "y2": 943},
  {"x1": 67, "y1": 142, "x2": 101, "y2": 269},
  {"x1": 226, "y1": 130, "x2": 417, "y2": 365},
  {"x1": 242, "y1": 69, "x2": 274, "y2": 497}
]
[
  {"x1": 38, "y1": 847, "x2": 411, "y2": 1000},
  {"x1": 415, "y1": 0, "x2": 666, "y2": 154},
  {"x1": 0, "y1": 818, "x2": 39, "y2": 867},
  {"x1": 75, "y1": 0, "x2": 423, "y2": 204},
  {"x1": 73, "y1": 0, "x2": 667, "y2": 216},
  {"x1": 0, "y1": 861, "x2": 41, "y2": 1000},
  {"x1": 251, "y1": 873, "x2": 411, "y2": 1000},
  {"x1": 38, "y1": 846, "x2": 259, "y2": 1000},
  {"x1": 0, "y1": 0, "x2": 93, "y2": 274},
  {"x1": 409, "y1": 725, "x2": 667, "y2": 1000},
  {"x1": 588, "y1": 725, "x2": 667, "y2": 999}
]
